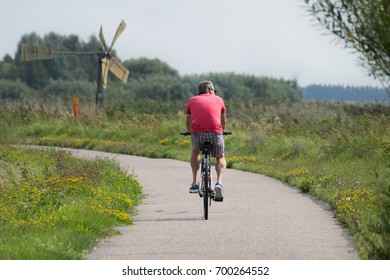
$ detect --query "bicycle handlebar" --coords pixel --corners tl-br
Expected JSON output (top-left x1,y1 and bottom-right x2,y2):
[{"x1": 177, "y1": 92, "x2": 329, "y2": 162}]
[{"x1": 180, "y1": 131, "x2": 232, "y2": 136}]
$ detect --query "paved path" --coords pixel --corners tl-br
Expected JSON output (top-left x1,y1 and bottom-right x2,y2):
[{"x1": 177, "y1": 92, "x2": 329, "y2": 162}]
[{"x1": 55, "y1": 148, "x2": 358, "y2": 260}]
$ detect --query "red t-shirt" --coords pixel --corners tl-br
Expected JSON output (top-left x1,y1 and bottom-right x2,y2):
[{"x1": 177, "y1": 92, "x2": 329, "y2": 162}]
[{"x1": 185, "y1": 94, "x2": 226, "y2": 134}]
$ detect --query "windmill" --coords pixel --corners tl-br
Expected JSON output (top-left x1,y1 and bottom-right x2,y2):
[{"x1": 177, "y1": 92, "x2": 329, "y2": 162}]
[
  {"x1": 96, "y1": 19, "x2": 129, "y2": 109},
  {"x1": 21, "y1": 19, "x2": 129, "y2": 111}
]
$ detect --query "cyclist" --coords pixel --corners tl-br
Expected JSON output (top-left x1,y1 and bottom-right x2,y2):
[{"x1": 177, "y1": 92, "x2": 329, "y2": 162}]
[{"x1": 185, "y1": 80, "x2": 227, "y2": 201}]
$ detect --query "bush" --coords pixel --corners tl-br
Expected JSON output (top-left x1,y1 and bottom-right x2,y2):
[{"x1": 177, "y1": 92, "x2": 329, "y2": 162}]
[
  {"x1": 0, "y1": 79, "x2": 33, "y2": 99},
  {"x1": 43, "y1": 79, "x2": 95, "y2": 100}
]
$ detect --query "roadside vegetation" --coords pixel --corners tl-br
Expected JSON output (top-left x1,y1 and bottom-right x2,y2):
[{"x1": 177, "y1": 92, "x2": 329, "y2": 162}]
[
  {"x1": 0, "y1": 145, "x2": 142, "y2": 259},
  {"x1": 2, "y1": 10, "x2": 389, "y2": 259},
  {"x1": 0, "y1": 96, "x2": 389, "y2": 259}
]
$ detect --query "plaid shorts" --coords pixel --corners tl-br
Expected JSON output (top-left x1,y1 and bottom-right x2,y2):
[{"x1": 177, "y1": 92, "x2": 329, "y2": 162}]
[{"x1": 191, "y1": 132, "x2": 225, "y2": 158}]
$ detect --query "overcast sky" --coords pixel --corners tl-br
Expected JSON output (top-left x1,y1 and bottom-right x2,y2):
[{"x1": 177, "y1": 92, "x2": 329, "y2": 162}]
[{"x1": 0, "y1": 0, "x2": 383, "y2": 87}]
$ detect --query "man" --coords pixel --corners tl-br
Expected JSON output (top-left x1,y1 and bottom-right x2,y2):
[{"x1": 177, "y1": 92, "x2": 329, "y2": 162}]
[{"x1": 185, "y1": 80, "x2": 227, "y2": 201}]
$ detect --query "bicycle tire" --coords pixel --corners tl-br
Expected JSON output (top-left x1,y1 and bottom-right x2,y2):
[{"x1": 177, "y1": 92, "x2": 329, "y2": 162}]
[{"x1": 203, "y1": 160, "x2": 209, "y2": 220}]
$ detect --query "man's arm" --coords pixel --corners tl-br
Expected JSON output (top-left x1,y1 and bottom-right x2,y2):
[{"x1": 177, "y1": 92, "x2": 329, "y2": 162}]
[
  {"x1": 186, "y1": 113, "x2": 192, "y2": 133},
  {"x1": 221, "y1": 112, "x2": 226, "y2": 130}
]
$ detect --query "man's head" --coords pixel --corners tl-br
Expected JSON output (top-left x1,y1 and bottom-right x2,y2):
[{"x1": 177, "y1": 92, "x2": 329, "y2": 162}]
[{"x1": 197, "y1": 81, "x2": 215, "y2": 95}]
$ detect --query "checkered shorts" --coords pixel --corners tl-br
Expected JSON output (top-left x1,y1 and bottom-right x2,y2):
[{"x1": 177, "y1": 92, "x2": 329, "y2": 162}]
[{"x1": 191, "y1": 132, "x2": 225, "y2": 158}]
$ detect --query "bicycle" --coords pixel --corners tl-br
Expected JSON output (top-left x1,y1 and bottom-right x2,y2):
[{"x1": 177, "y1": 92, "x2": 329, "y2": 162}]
[{"x1": 180, "y1": 131, "x2": 232, "y2": 220}]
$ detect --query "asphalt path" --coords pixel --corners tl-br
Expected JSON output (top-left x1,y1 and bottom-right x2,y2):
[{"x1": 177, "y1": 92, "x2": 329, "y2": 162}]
[{"x1": 52, "y1": 148, "x2": 358, "y2": 260}]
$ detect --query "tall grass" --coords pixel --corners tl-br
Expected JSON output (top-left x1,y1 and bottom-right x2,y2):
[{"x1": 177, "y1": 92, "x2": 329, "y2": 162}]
[
  {"x1": 0, "y1": 146, "x2": 142, "y2": 259},
  {"x1": 0, "y1": 98, "x2": 389, "y2": 259}
]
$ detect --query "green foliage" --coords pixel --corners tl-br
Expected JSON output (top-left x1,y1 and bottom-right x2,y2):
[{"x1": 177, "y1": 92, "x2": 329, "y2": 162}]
[
  {"x1": 304, "y1": 0, "x2": 390, "y2": 89},
  {"x1": 22, "y1": 60, "x2": 51, "y2": 89},
  {"x1": 0, "y1": 32, "x2": 302, "y2": 103},
  {"x1": 0, "y1": 32, "x2": 101, "y2": 89},
  {"x1": 42, "y1": 79, "x2": 95, "y2": 100},
  {"x1": 125, "y1": 74, "x2": 193, "y2": 100},
  {"x1": 0, "y1": 146, "x2": 142, "y2": 259},
  {"x1": 123, "y1": 57, "x2": 179, "y2": 79},
  {"x1": 0, "y1": 79, "x2": 33, "y2": 99},
  {"x1": 0, "y1": 55, "x2": 18, "y2": 80},
  {"x1": 183, "y1": 73, "x2": 302, "y2": 101}
]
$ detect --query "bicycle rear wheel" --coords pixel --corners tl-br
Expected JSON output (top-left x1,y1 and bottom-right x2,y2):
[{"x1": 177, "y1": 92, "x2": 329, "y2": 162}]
[{"x1": 203, "y1": 167, "x2": 209, "y2": 220}]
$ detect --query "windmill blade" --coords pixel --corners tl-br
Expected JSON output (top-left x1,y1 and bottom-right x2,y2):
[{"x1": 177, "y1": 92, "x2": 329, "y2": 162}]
[
  {"x1": 21, "y1": 44, "x2": 53, "y2": 61},
  {"x1": 108, "y1": 57, "x2": 129, "y2": 84},
  {"x1": 101, "y1": 57, "x2": 110, "y2": 89},
  {"x1": 99, "y1": 26, "x2": 109, "y2": 51},
  {"x1": 109, "y1": 19, "x2": 126, "y2": 51}
]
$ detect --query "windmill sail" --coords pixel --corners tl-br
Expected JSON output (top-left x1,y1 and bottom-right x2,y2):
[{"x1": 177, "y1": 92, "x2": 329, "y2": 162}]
[
  {"x1": 99, "y1": 27, "x2": 109, "y2": 51},
  {"x1": 101, "y1": 57, "x2": 129, "y2": 89},
  {"x1": 21, "y1": 44, "x2": 53, "y2": 61},
  {"x1": 101, "y1": 57, "x2": 110, "y2": 89},
  {"x1": 108, "y1": 57, "x2": 129, "y2": 83},
  {"x1": 109, "y1": 20, "x2": 126, "y2": 51}
]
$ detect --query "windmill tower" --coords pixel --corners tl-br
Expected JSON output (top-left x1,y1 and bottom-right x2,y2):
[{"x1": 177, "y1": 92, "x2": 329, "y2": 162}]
[{"x1": 21, "y1": 20, "x2": 129, "y2": 111}]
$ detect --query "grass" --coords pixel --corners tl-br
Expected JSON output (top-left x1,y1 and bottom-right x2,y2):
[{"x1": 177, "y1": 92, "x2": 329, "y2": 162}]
[
  {"x1": 0, "y1": 98, "x2": 389, "y2": 259},
  {"x1": 0, "y1": 146, "x2": 142, "y2": 259}
]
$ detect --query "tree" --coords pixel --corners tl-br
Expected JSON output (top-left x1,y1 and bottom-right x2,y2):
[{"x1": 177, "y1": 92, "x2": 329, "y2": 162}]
[
  {"x1": 304, "y1": 0, "x2": 390, "y2": 91},
  {"x1": 22, "y1": 61, "x2": 50, "y2": 89},
  {"x1": 9, "y1": 32, "x2": 101, "y2": 86},
  {"x1": 123, "y1": 58, "x2": 179, "y2": 79},
  {"x1": 0, "y1": 55, "x2": 18, "y2": 80}
]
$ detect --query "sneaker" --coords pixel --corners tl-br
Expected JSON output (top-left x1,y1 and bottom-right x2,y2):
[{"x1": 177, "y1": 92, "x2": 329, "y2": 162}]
[
  {"x1": 189, "y1": 183, "x2": 199, "y2": 193},
  {"x1": 210, "y1": 184, "x2": 215, "y2": 199},
  {"x1": 214, "y1": 182, "x2": 224, "y2": 202}
]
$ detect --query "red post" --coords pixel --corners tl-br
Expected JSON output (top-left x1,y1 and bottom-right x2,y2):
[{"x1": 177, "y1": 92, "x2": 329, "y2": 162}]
[{"x1": 73, "y1": 97, "x2": 79, "y2": 118}]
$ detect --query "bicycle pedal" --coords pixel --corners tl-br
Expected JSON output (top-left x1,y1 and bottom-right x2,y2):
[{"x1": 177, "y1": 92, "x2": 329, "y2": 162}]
[{"x1": 214, "y1": 197, "x2": 223, "y2": 202}]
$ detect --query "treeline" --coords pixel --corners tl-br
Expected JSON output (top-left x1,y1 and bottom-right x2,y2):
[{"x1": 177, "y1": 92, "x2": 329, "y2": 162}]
[
  {"x1": 302, "y1": 84, "x2": 390, "y2": 103},
  {"x1": 1, "y1": 33, "x2": 101, "y2": 88},
  {"x1": 0, "y1": 32, "x2": 302, "y2": 103}
]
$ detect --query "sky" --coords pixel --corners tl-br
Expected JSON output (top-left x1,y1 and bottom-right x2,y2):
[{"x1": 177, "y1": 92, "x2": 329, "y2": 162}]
[{"x1": 0, "y1": 0, "x2": 383, "y2": 87}]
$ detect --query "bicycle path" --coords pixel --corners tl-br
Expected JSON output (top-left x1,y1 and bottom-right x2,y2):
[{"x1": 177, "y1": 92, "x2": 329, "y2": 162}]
[{"x1": 55, "y1": 148, "x2": 358, "y2": 259}]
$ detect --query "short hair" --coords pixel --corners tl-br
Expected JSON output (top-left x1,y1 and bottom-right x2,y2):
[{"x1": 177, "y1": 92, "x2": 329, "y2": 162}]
[{"x1": 197, "y1": 81, "x2": 214, "y2": 94}]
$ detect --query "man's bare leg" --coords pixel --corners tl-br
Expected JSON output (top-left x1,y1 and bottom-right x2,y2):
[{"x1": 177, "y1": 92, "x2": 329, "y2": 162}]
[
  {"x1": 215, "y1": 154, "x2": 226, "y2": 183},
  {"x1": 190, "y1": 150, "x2": 200, "y2": 185}
]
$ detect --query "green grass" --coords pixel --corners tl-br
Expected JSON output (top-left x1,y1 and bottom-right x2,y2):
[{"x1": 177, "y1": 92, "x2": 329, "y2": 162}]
[
  {"x1": 0, "y1": 146, "x2": 142, "y2": 259},
  {"x1": 0, "y1": 99, "x2": 389, "y2": 259}
]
